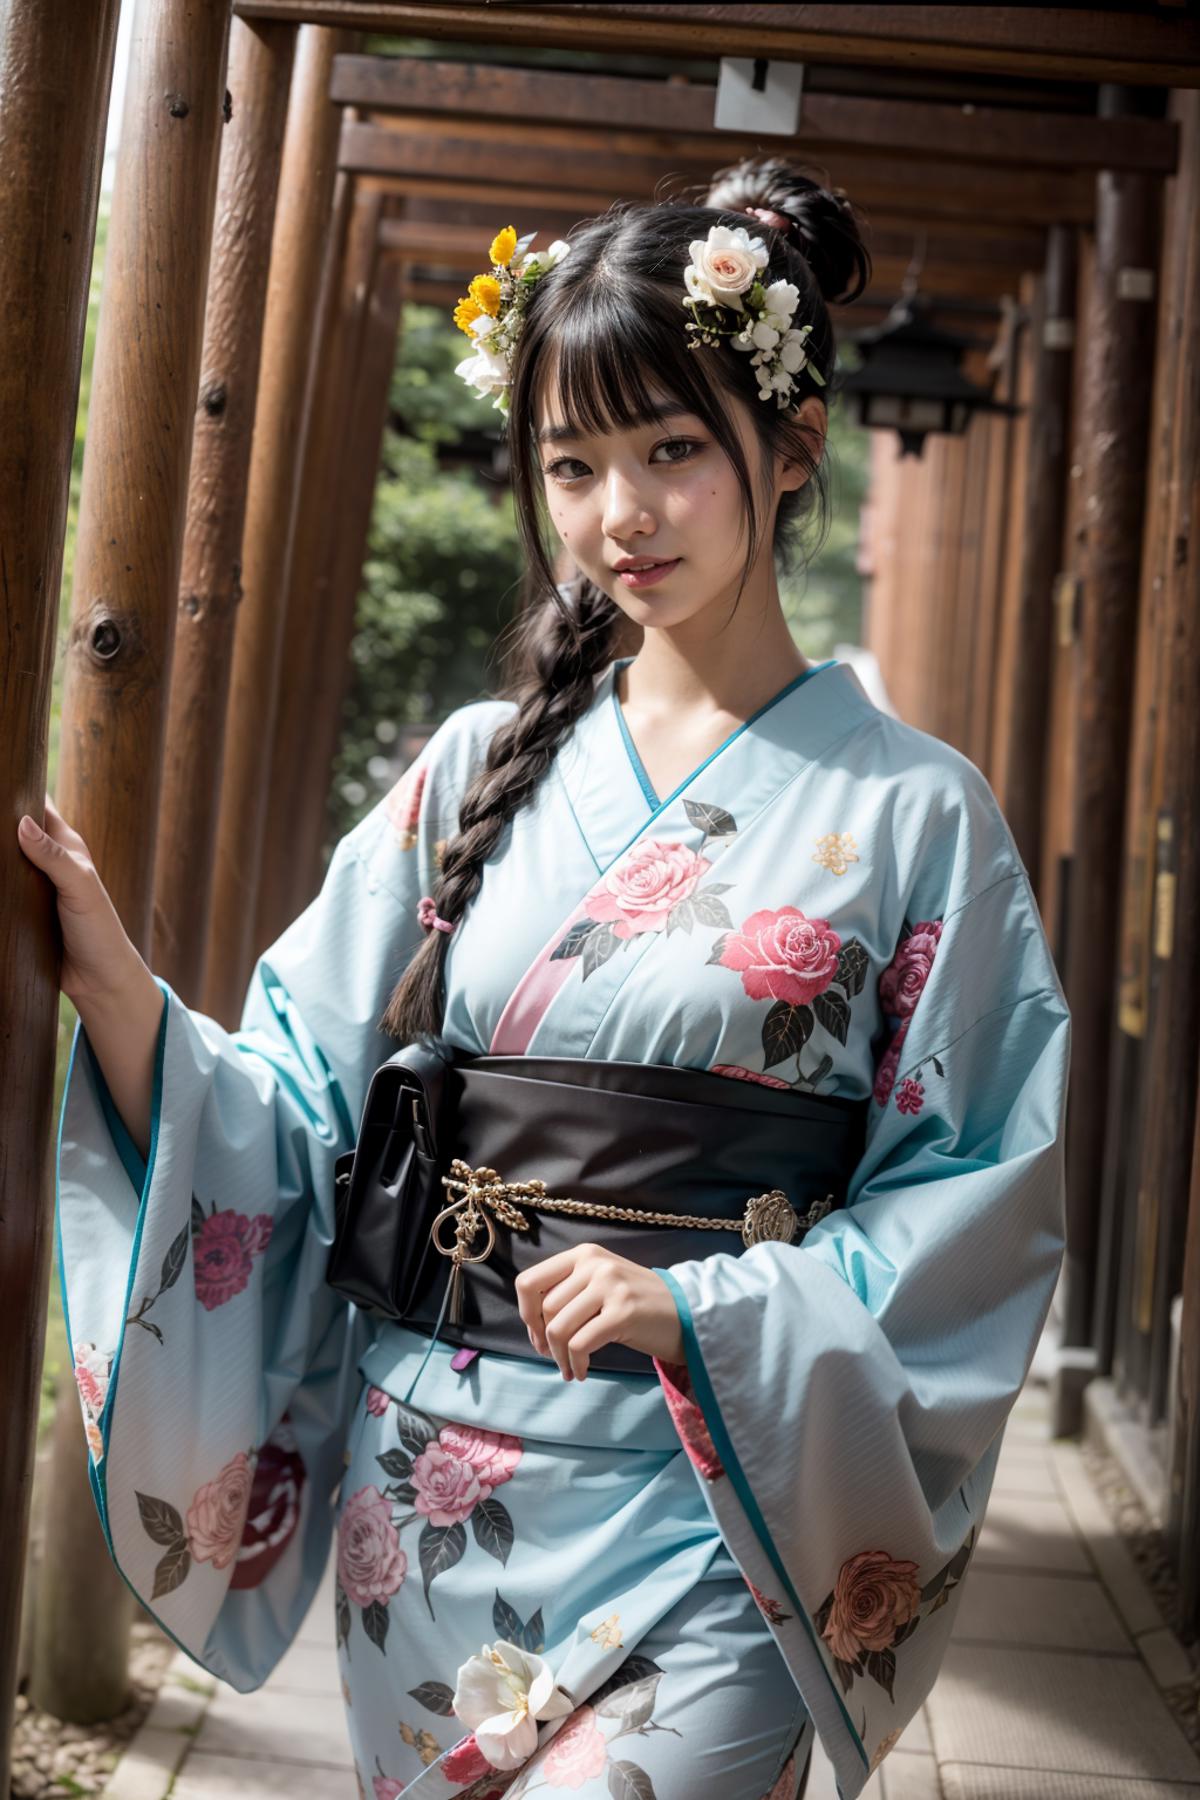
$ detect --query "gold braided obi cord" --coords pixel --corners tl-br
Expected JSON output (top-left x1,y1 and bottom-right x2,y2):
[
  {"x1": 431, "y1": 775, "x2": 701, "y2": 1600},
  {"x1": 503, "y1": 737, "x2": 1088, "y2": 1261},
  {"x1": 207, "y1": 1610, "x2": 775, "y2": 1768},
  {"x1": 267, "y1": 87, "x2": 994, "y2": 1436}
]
[{"x1": 431, "y1": 1157, "x2": 835, "y2": 1326}]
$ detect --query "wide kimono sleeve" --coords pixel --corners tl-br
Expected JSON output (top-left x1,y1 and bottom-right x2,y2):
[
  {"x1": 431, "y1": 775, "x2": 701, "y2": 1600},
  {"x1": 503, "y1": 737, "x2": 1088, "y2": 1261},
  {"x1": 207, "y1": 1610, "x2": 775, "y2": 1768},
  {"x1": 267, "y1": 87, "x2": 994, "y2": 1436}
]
[
  {"x1": 651, "y1": 786, "x2": 1071, "y2": 1798},
  {"x1": 54, "y1": 704, "x2": 500, "y2": 1692}
]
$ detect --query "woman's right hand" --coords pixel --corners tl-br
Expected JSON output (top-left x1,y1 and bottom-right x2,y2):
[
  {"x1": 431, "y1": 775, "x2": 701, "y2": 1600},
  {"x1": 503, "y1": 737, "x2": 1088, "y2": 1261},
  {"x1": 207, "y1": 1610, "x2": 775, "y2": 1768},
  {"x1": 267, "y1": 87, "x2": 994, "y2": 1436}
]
[{"x1": 17, "y1": 795, "x2": 148, "y2": 1008}]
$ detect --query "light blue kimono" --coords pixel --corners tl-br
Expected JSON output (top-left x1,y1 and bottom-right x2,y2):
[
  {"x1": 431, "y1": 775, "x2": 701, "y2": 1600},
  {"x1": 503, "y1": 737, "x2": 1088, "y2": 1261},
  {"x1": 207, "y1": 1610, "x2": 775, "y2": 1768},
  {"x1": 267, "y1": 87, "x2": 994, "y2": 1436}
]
[{"x1": 56, "y1": 654, "x2": 1069, "y2": 1800}]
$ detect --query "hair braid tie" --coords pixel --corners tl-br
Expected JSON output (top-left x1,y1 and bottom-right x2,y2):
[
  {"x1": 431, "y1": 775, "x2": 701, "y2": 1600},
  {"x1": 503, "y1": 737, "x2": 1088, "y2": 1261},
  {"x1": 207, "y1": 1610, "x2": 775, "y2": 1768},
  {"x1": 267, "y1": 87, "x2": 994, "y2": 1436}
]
[{"x1": 416, "y1": 895, "x2": 456, "y2": 935}]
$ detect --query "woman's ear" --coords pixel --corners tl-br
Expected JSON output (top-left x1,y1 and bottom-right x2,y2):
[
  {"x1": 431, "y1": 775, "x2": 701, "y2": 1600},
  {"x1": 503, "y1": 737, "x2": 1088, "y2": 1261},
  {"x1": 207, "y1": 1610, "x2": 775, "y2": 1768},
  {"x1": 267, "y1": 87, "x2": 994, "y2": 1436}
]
[{"x1": 779, "y1": 395, "x2": 828, "y2": 491}]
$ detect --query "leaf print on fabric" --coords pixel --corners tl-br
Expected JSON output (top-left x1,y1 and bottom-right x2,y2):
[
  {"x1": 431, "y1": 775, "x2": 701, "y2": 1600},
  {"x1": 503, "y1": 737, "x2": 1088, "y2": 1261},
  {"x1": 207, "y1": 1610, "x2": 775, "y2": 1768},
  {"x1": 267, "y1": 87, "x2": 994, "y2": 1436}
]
[
  {"x1": 191, "y1": 1200, "x2": 273, "y2": 1311},
  {"x1": 651, "y1": 1358, "x2": 726, "y2": 1482},
  {"x1": 873, "y1": 918, "x2": 945, "y2": 1111},
  {"x1": 135, "y1": 1446, "x2": 260, "y2": 1601},
  {"x1": 123, "y1": 1217, "x2": 193, "y2": 1344}
]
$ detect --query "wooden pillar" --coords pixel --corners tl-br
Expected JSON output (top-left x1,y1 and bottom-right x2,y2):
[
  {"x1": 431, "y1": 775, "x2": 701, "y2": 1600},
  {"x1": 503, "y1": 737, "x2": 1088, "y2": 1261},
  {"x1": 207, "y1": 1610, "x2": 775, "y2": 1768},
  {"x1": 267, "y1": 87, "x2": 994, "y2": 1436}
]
[
  {"x1": 252, "y1": 175, "x2": 378, "y2": 951},
  {"x1": 204, "y1": 25, "x2": 350, "y2": 1027},
  {"x1": 1058, "y1": 85, "x2": 1163, "y2": 1381},
  {"x1": 153, "y1": 18, "x2": 297, "y2": 1004},
  {"x1": 0, "y1": 2, "x2": 121, "y2": 1776},
  {"x1": 37, "y1": 0, "x2": 230, "y2": 1723},
  {"x1": 1000, "y1": 227, "x2": 1077, "y2": 885},
  {"x1": 294, "y1": 249, "x2": 407, "y2": 905}
]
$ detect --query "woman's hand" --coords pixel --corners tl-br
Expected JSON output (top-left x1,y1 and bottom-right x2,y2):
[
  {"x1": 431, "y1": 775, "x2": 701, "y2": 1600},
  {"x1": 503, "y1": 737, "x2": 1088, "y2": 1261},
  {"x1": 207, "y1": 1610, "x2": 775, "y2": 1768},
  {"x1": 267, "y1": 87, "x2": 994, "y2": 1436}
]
[
  {"x1": 16, "y1": 795, "x2": 147, "y2": 1006},
  {"x1": 515, "y1": 1244, "x2": 685, "y2": 1379}
]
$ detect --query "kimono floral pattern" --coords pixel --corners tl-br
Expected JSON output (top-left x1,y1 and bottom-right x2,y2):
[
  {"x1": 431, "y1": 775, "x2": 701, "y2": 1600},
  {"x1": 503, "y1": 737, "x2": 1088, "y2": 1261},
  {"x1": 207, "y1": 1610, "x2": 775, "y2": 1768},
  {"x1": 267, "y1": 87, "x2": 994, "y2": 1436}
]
[
  {"x1": 814, "y1": 1526, "x2": 976, "y2": 1702},
  {"x1": 651, "y1": 1358, "x2": 725, "y2": 1483},
  {"x1": 550, "y1": 799, "x2": 739, "y2": 979},
  {"x1": 122, "y1": 1194, "x2": 273, "y2": 1345},
  {"x1": 73, "y1": 1341, "x2": 113, "y2": 1462},
  {"x1": 709, "y1": 904, "x2": 870, "y2": 1091},
  {"x1": 337, "y1": 1389, "x2": 524, "y2": 1649},
  {"x1": 133, "y1": 1416, "x2": 307, "y2": 1600},
  {"x1": 385, "y1": 758, "x2": 428, "y2": 852},
  {"x1": 395, "y1": 1634, "x2": 675, "y2": 1800},
  {"x1": 873, "y1": 919, "x2": 944, "y2": 1113}
]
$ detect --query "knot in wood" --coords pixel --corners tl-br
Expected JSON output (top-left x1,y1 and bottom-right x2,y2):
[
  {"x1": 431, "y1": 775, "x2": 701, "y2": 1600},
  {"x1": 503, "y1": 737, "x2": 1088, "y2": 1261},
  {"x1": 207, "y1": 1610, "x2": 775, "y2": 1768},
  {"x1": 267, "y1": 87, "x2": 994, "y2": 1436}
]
[
  {"x1": 164, "y1": 92, "x2": 189, "y2": 119},
  {"x1": 202, "y1": 382, "x2": 227, "y2": 417},
  {"x1": 90, "y1": 617, "x2": 122, "y2": 661}
]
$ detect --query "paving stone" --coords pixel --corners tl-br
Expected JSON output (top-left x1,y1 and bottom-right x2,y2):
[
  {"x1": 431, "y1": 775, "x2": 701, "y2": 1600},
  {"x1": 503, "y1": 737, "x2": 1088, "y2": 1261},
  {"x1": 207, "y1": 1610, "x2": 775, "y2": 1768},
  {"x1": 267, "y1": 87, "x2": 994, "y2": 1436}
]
[
  {"x1": 992, "y1": 1446, "x2": 1059, "y2": 1499},
  {"x1": 195, "y1": 1686, "x2": 354, "y2": 1769},
  {"x1": 99, "y1": 1726, "x2": 188, "y2": 1800},
  {"x1": 975, "y1": 1493, "x2": 1090, "y2": 1575},
  {"x1": 1050, "y1": 1442, "x2": 1166, "y2": 1637},
  {"x1": 1135, "y1": 1623, "x2": 1196, "y2": 1690},
  {"x1": 925, "y1": 1642, "x2": 1200, "y2": 1781},
  {"x1": 264, "y1": 1637, "x2": 343, "y2": 1697},
  {"x1": 879, "y1": 1750, "x2": 941, "y2": 1799},
  {"x1": 940, "y1": 1769, "x2": 1200, "y2": 1799},
  {"x1": 170, "y1": 1751, "x2": 360, "y2": 1799},
  {"x1": 951, "y1": 1567, "x2": 1132, "y2": 1653}
]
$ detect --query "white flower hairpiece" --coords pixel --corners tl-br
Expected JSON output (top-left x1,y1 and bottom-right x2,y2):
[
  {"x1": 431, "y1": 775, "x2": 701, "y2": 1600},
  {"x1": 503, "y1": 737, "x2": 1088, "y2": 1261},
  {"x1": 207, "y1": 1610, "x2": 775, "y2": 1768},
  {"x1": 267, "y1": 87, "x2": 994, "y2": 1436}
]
[
  {"x1": 683, "y1": 223, "x2": 826, "y2": 407},
  {"x1": 451, "y1": 220, "x2": 824, "y2": 417},
  {"x1": 453, "y1": 225, "x2": 572, "y2": 415}
]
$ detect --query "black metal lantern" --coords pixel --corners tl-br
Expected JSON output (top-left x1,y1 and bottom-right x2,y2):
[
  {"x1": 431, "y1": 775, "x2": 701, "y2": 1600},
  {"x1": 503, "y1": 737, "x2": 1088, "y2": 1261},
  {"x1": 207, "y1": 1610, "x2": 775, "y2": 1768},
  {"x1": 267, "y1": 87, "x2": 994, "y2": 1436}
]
[{"x1": 840, "y1": 292, "x2": 1019, "y2": 458}]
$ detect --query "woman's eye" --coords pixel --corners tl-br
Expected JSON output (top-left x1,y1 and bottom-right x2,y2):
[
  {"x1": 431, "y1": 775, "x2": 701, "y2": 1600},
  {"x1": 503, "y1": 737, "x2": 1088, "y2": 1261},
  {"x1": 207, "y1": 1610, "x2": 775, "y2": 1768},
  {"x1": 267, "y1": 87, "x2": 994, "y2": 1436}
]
[
  {"x1": 652, "y1": 437, "x2": 703, "y2": 464},
  {"x1": 543, "y1": 439, "x2": 703, "y2": 484},
  {"x1": 543, "y1": 457, "x2": 590, "y2": 482}
]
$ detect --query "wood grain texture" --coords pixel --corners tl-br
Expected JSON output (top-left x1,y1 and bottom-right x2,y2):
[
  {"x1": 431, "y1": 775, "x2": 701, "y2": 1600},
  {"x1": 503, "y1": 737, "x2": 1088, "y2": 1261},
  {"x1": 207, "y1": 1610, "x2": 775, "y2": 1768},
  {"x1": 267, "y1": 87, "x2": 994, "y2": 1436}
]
[
  {"x1": 153, "y1": 17, "x2": 297, "y2": 1006},
  {"x1": 0, "y1": 0, "x2": 121, "y2": 1768}
]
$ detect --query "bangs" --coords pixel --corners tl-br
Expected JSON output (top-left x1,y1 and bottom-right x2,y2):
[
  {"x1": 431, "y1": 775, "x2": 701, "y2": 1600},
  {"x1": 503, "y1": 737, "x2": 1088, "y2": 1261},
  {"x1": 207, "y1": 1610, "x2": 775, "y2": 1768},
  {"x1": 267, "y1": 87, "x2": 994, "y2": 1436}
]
[{"x1": 531, "y1": 280, "x2": 723, "y2": 446}]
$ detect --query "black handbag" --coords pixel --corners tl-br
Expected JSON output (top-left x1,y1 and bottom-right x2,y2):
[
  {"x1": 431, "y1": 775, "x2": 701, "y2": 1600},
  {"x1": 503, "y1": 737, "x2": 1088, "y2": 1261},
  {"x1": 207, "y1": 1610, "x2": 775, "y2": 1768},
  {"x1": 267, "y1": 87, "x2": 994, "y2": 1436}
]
[{"x1": 328, "y1": 1042, "x2": 870, "y2": 1372}]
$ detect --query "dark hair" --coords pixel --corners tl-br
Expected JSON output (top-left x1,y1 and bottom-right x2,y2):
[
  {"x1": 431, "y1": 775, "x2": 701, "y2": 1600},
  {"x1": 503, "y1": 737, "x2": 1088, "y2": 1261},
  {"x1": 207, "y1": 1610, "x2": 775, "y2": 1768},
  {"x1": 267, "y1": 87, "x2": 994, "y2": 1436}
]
[{"x1": 379, "y1": 158, "x2": 870, "y2": 1042}]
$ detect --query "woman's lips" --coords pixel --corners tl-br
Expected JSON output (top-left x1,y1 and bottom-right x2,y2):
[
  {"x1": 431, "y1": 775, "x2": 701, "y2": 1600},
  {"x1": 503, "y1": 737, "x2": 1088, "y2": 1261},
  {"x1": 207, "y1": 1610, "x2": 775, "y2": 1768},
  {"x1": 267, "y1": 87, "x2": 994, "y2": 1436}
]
[{"x1": 615, "y1": 558, "x2": 681, "y2": 589}]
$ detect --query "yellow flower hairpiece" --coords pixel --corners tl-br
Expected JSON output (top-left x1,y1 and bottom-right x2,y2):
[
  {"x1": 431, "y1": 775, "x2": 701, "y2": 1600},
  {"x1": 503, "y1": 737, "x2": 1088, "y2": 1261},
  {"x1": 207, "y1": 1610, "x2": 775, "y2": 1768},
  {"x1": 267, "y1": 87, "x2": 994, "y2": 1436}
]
[{"x1": 453, "y1": 224, "x2": 572, "y2": 415}]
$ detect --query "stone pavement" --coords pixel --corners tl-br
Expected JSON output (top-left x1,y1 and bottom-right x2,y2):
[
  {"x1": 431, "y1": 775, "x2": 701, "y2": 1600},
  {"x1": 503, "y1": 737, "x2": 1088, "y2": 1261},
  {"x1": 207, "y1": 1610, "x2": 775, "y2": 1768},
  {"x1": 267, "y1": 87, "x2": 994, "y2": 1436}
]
[{"x1": 100, "y1": 1377, "x2": 1200, "y2": 1800}]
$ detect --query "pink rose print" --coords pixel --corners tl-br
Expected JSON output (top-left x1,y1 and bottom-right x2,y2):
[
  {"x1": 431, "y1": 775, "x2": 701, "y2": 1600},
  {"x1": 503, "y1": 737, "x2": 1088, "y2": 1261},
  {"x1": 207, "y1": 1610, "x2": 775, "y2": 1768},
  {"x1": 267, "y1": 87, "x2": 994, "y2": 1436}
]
[
  {"x1": 541, "y1": 1705, "x2": 607, "y2": 1789},
  {"x1": 230, "y1": 1416, "x2": 307, "y2": 1591},
  {"x1": 821, "y1": 1548, "x2": 921, "y2": 1665},
  {"x1": 745, "y1": 1576, "x2": 791, "y2": 1626},
  {"x1": 337, "y1": 1485, "x2": 408, "y2": 1607},
  {"x1": 709, "y1": 1063, "x2": 793, "y2": 1089},
  {"x1": 374, "y1": 1779, "x2": 403, "y2": 1800},
  {"x1": 896, "y1": 1076, "x2": 925, "y2": 1116},
  {"x1": 186, "y1": 1450, "x2": 254, "y2": 1571},
  {"x1": 192, "y1": 1208, "x2": 274, "y2": 1311},
  {"x1": 385, "y1": 757, "x2": 427, "y2": 850},
  {"x1": 73, "y1": 1342, "x2": 110, "y2": 1417},
  {"x1": 879, "y1": 920, "x2": 942, "y2": 1020},
  {"x1": 872, "y1": 1018, "x2": 909, "y2": 1107},
  {"x1": 717, "y1": 907, "x2": 841, "y2": 1006},
  {"x1": 583, "y1": 839, "x2": 710, "y2": 938},
  {"x1": 652, "y1": 1358, "x2": 726, "y2": 1482},
  {"x1": 411, "y1": 1443, "x2": 485, "y2": 1527},
  {"x1": 365, "y1": 1386, "x2": 391, "y2": 1417},
  {"x1": 437, "y1": 1424, "x2": 523, "y2": 1496},
  {"x1": 441, "y1": 1733, "x2": 497, "y2": 1783}
]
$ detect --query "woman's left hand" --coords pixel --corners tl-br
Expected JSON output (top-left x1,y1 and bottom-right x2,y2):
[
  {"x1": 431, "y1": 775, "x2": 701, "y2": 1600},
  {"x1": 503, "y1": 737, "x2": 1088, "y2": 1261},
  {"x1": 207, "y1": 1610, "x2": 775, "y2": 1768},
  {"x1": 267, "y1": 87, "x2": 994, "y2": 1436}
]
[{"x1": 514, "y1": 1244, "x2": 685, "y2": 1379}]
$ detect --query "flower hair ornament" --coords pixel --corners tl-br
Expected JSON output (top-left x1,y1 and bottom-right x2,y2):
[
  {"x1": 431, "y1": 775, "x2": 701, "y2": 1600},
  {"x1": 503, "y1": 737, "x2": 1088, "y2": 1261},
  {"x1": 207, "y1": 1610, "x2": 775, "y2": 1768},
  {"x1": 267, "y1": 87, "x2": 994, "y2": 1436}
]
[
  {"x1": 683, "y1": 223, "x2": 826, "y2": 407},
  {"x1": 417, "y1": 895, "x2": 456, "y2": 936},
  {"x1": 453, "y1": 225, "x2": 571, "y2": 415}
]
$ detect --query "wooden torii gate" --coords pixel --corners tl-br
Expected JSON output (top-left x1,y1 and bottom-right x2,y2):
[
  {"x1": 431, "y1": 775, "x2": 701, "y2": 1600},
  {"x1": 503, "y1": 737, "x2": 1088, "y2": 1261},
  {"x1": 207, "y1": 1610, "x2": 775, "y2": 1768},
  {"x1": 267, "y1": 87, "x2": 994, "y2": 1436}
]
[{"x1": 3, "y1": 4, "x2": 1200, "y2": 1781}]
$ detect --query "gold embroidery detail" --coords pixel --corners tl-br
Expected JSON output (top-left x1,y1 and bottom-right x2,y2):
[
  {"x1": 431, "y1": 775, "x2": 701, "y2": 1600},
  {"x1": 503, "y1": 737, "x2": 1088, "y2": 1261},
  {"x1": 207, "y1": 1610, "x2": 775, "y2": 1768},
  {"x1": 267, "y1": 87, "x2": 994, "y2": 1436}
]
[
  {"x1": 590, "y1": 1612, "x2": 624, "y2": 1649},
  {"x1": 812, "y1": 831, "x2": 860, "y2": 876}
]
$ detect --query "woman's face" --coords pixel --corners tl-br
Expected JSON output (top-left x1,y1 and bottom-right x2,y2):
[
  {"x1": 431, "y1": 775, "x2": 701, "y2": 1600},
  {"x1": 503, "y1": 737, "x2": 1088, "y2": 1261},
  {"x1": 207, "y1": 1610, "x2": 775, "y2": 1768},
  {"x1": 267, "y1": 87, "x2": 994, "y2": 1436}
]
[{"x1": 535, "y1": 375, "x2": 823, "y2": 634}]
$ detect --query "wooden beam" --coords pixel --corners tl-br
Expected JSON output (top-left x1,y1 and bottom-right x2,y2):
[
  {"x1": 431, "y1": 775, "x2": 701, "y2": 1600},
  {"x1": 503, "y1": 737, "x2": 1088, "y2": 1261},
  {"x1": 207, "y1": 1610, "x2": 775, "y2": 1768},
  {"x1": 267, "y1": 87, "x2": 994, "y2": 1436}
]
[
  {"x1": 1060, "y1": 86, "x2": 1164, "y2": 1366},
  {"x1": 45, "y1": 0, "x2": 231, "y2": 1725},
  {"x1": 0, "y1": 0, "x2": 121, "y2": 1779},
  {"x1": 233, "y1": 3, "x2": 1200, "y2": 86},
  {"x1": 153, "y1": 17, "x2": 297, "y2": 1007},
  {"x1": 332, "y1": 53, "x2": 1180, "y2": 175},
  {"x1": 204, "y1": 25, "x2": 353, "y2": 1027},
  {"x1": 341, "y1": 120, "x2": 1095, "y2": 227}
]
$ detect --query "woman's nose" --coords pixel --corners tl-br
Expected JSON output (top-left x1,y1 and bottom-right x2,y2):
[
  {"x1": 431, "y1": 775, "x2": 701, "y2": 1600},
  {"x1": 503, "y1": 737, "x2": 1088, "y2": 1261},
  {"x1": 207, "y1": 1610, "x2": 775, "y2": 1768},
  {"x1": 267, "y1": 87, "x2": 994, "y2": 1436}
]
[{"x1": 601, "y1": 469, "x2": 656, "y2": 540}]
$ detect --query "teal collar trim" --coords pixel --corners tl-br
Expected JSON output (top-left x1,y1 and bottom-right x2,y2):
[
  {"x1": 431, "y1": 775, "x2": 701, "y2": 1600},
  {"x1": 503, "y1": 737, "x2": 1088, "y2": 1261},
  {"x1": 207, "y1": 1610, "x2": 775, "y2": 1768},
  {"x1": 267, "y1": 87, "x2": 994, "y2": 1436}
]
[
  {"x1": 653, "y1": 1263, "x2": 870, "y2": 1771},
  {"x1": 612, "y1": 656, "x2": 839, "y2": 814}
]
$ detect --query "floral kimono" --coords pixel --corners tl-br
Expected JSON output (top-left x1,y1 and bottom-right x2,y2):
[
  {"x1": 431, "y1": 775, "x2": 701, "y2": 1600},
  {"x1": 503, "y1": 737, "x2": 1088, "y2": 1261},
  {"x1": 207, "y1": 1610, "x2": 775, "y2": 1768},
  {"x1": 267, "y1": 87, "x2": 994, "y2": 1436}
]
[{"x1": 56, "y1": 654, "x2": 1070, "y2": 1800}]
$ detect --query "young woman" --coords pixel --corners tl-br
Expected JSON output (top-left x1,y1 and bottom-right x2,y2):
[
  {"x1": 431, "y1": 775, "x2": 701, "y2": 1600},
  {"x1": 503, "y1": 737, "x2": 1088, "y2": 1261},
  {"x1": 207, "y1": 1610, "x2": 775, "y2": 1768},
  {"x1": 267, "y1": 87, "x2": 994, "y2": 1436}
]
[{"x1": 23, "y1": 160, "x2": 1070, "y2": 1800}]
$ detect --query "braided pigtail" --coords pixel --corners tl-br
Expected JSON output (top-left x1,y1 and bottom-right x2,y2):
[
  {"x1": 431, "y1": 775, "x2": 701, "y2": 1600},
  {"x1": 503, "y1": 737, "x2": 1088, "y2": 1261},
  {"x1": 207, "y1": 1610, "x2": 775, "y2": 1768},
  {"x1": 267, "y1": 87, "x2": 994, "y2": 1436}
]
[{"x1": 378, "y1": 578, "x2": 619, "y2": 1043}]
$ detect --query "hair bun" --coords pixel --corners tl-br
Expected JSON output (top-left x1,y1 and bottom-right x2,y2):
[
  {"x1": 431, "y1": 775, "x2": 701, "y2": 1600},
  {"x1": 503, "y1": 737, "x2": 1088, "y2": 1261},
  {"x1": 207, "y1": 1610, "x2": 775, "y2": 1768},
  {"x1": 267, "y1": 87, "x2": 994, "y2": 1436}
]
[{"x1": 704, "y1": 156, "x2": 870, "y2": 305}]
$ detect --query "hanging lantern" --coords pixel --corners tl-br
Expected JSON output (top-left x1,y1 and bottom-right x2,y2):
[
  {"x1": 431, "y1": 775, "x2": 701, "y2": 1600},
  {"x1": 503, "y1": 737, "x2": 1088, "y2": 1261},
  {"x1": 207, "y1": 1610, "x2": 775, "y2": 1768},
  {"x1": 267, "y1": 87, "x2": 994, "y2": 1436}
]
[{"x1": 840, "y1": 292, "x2": 1019, "y2": 458}]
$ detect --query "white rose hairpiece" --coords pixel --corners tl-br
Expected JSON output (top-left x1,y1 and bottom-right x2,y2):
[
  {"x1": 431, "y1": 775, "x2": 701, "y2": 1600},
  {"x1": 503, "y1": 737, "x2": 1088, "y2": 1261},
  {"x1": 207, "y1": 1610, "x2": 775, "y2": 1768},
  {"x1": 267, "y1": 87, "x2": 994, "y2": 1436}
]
[
  {"x1": 453, "y1": 225, "x2": 571, "y2": 415},
  {"x1": 683, "y1": 222, "x2": 826, "y2": 408}
]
